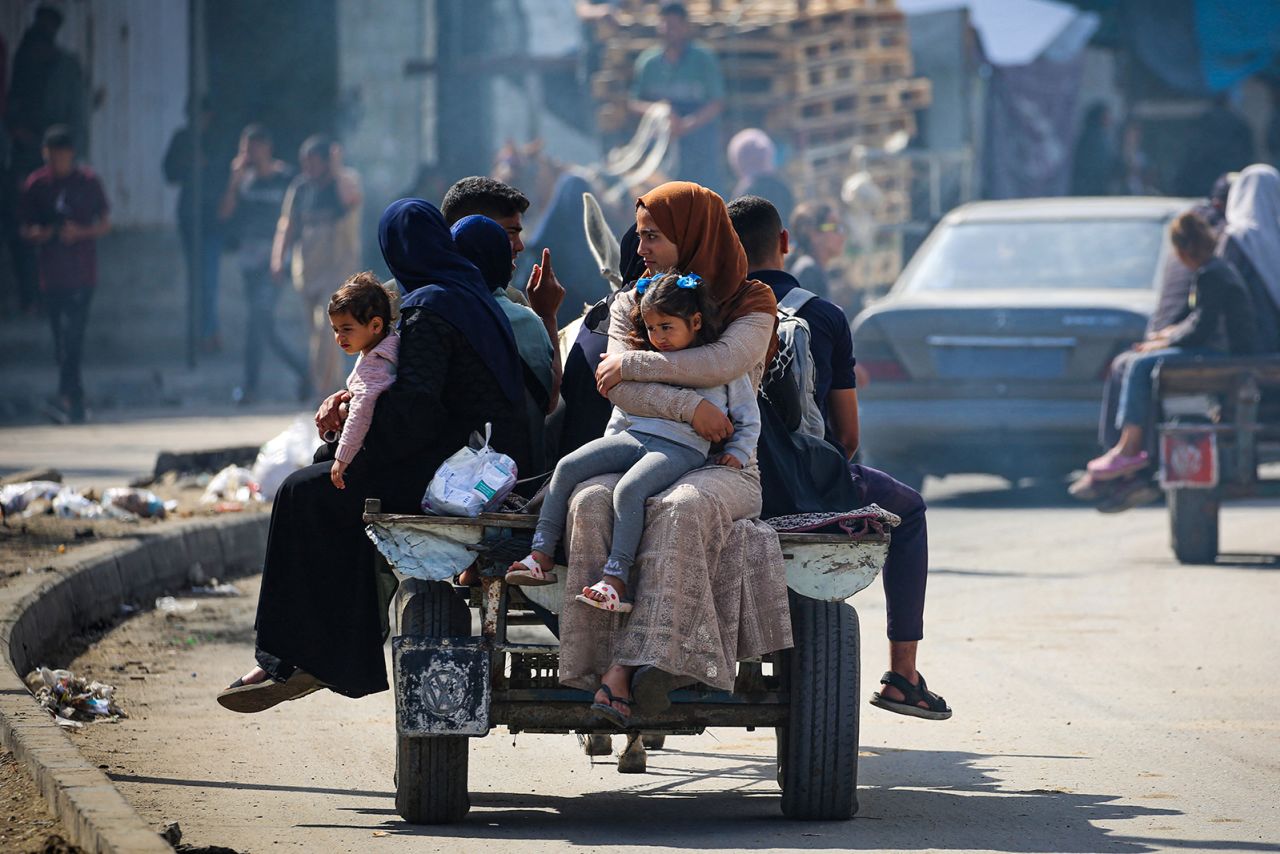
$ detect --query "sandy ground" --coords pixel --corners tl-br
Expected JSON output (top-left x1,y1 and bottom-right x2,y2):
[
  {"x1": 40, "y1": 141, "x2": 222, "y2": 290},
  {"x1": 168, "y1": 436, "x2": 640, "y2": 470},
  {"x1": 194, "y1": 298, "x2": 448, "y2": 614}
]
[
  {"x1": 51, "y1": 478, "x2": 1280, "y2": 854},
  {"x1": 0, "y1": 410, "x2": 295, "y2": 852}
]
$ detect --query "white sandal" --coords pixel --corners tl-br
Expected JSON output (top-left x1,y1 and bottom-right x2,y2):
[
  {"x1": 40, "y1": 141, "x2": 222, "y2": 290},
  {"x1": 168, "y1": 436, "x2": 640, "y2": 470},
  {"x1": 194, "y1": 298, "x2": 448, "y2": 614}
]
[
  {"x1": 575, "y1": 580, "x2": 633, "y2": 613},
  {"x1": 506, "y1": 554, "x2": 557, "y2": 586}
]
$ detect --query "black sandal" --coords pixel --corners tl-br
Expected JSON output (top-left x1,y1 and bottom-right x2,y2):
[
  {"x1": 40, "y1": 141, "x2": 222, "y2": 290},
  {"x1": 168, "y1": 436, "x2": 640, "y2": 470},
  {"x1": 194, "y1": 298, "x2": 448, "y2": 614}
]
[
  {"x1": 870, "y1": 671, "x2": 952, "y2": 720},
  {"x1": 216, "y1": 669, "x2": 326, "y2": 714},
  {"x1": 590, "y1": 684, "x2": 633, "y2": 729}
]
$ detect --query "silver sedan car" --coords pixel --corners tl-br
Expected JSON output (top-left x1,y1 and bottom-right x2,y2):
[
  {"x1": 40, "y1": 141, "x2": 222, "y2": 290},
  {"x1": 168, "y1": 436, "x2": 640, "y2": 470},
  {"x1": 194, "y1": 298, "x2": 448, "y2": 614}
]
[{"x1": 852, "y1": 197, "x2": 1193, "y2": 486}]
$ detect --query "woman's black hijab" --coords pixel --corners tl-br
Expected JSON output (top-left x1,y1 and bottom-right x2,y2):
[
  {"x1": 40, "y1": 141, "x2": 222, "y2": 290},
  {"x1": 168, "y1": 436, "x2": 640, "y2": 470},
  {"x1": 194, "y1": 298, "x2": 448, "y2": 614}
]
[{"x1": 378, "y1": 198, "x2": 522, "y2": 405}]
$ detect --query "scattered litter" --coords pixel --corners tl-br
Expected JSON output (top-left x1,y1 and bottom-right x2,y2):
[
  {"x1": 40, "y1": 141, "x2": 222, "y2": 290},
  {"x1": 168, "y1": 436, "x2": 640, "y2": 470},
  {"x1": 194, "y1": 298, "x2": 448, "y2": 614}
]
[
  {"x1": 25, "y1": 667, "x2": 126, "y2": 726},
  {"x1": 200, "y1": 465, "x2": 263, "y2": 506},
  {"x1": 101, "y1": 487, "x2": 172, "y2": 519},
  {"x1": 155, "y1": 596, "x2": 198, "y2": 614},
  {"x1": 372, "y1": 831, "x2": 389, "y2": 838},
  {"x1": 0, "y1": 481, "x2": 63, "y2": 516},
  {"x1": 52, "y1": 489, "x2": 105, "y2": 519},
  {"x1": 252, "y1": 418, "x2": 322, "y2": 501},
  {"x1": 191, "y1": 579, "x2": 241, "y2": 597}
]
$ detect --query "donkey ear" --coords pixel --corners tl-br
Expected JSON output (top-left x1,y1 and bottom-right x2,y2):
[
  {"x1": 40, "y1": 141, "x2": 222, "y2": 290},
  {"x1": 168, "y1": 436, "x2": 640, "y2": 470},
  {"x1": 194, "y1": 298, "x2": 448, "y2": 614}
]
[{"x1": 582, "y1": 191, "x2": 623, "y2": 292}]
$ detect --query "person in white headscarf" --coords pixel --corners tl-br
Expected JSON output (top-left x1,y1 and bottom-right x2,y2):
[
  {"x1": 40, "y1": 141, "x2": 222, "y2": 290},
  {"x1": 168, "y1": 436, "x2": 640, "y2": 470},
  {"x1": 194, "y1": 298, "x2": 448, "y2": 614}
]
[
  {"x1": 1219, "y1": 164, "x2": 1280, "y2": 352},
  {"x1": 727, "y1": 128, "x2": 794, "y2": 224}
]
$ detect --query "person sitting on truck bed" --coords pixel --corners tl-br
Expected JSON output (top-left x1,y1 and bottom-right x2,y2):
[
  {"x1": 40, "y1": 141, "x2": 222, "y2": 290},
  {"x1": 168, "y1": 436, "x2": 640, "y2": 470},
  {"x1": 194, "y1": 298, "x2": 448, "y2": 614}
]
[
  {"x1": 1085, "y1": 210, "x2": 1261, "y2": 483},
  {"x1": 557, "y1": 181, "x2": 789, "y2": 725},
  {"x1": 217, "y1": 199, "x2": 532, "y2": 712},
  {"x1": 1218, "y1": 164, "x2": 1280, "y2": 354},
  {"x1": 728, "y1": 194, "x2": 952, "y2": 721},
  {"x1": 1095, "y1": 174, "x2": 1231, "y2": 454}
]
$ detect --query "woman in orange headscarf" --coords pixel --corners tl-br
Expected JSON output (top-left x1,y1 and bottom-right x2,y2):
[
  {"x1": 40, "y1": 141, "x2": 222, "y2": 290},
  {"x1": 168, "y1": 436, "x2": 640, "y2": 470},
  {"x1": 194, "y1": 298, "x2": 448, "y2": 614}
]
[{"x1": 558, "y1": 182, "x2": 792, "y2": 724}]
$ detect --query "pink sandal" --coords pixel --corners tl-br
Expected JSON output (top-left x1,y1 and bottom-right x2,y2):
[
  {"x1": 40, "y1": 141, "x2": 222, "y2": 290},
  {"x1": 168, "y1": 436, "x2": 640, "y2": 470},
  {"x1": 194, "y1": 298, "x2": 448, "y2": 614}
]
[
  {"x1": 575, "y1": 580, "x2": 633, "y2": 613},
  {"x1": 506, "y1": 554, "x2": 557, "y2": 586},
  {"x1": 1086, "y1": 451, "x2": 1150, "y2": 481}
]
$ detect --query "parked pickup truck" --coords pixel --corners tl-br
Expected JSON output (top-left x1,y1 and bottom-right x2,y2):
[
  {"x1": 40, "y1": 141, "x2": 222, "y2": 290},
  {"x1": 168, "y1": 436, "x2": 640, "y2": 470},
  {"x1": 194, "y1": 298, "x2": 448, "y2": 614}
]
[
  {"x1": 1155, "y1": 355, "x2": 1280, "y2": 563},
  {"x1": 361, "y1": 499, "x2": 897, "y2": 824}
]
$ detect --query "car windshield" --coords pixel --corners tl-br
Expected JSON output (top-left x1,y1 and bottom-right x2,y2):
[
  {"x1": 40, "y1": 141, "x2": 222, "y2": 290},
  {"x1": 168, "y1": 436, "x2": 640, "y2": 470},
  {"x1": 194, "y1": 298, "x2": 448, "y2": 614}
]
[{"x1": 902, "y1": 219, "x2": 1167, "y2": 292}]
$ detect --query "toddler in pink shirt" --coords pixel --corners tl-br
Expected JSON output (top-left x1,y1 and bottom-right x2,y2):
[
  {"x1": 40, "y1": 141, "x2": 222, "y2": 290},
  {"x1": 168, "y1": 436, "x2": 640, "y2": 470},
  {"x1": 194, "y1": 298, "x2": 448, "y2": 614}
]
[{"x1": 327, "y1": 272, "x2": 399, "y2": 489}]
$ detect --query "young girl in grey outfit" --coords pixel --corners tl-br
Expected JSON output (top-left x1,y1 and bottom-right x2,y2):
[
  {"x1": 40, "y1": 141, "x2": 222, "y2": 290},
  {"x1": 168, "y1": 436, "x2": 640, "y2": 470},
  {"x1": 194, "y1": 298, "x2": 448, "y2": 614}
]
[{"x1": 507, "y1": 270, "x2": 761, "y2": 613}]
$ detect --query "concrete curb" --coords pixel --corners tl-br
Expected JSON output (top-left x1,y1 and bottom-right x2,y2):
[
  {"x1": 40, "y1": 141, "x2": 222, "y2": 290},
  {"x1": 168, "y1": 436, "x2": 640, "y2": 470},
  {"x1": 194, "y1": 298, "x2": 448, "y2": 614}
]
[{"x1": 0, "y1": 513, "x2": 270, "y2": 854}]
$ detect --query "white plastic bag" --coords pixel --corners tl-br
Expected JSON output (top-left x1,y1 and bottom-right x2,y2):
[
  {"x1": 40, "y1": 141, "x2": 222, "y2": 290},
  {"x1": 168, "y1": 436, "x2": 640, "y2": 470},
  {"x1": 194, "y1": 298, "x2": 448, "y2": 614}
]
[
  {"x1": 252, "y1": 418, "x2": 323, "y2": 501},
  {"x1": 0, "y1": 481, "x2": 63, "y2": 516},
  {"x1": 421, "y1": 424, "x2": 517, "y2": 517},
  {"x1": 52, "y1": 489, "x2": 104, "y2": 519},
  {"x1": 200, "y1": 465, "x2": 262, "y2": 504}
]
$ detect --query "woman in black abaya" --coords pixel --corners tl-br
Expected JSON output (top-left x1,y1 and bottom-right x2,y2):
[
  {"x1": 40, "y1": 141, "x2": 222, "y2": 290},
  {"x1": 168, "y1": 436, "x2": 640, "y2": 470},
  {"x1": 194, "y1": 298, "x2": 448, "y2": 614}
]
[{"x1": 218, "y1": 199, "x2": 530, "y2": 711}]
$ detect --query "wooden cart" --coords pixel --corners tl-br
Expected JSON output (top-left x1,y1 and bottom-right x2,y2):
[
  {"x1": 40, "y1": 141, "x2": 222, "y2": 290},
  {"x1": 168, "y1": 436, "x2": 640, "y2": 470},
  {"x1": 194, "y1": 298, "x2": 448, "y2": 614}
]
[{"x1": 362, "y1": 499, "x2": 895, "y2": 824}]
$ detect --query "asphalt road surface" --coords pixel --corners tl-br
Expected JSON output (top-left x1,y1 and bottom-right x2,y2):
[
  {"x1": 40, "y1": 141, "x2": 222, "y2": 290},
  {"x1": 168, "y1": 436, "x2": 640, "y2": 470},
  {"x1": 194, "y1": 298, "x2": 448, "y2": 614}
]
[
  {"x1": 9, "y1": 412, "x2": 1277, "y2": 853},
  {"x1": 60, "y1": 460, "x2": 1280, "y2": 853}
]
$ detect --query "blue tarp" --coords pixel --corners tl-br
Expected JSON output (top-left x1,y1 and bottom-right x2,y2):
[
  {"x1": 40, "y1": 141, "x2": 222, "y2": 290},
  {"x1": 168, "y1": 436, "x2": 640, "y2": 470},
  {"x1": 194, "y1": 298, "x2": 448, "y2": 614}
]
[{"x1": 1194, "y1": 0, "x2": 1280, "y2": 92}]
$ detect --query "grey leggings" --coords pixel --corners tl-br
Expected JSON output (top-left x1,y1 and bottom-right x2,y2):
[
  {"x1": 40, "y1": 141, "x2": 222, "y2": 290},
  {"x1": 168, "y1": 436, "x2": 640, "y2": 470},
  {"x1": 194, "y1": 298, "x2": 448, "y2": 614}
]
[{"x1": 532, "y1": 430, "x2": 706, "y2": 590}]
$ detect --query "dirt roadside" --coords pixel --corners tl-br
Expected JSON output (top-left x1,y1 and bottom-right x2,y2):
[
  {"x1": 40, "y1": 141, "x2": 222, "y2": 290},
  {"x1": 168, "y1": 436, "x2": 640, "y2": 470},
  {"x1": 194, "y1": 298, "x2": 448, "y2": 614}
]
[{"x1": 0, "y1": 482, "x2": 268, "y2": 854}]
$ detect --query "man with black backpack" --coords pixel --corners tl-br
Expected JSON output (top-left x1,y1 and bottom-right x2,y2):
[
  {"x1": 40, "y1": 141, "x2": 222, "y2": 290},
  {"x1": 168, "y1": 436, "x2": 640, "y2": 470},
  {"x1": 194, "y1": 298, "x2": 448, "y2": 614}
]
[{"x1": 729, "y1": 195, "x2": 952, "y2": 721}]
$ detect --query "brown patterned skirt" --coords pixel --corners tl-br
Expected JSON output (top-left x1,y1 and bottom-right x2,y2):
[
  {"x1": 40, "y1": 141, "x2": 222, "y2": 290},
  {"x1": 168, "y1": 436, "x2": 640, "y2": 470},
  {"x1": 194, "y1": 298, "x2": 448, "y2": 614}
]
[{"x1": 557, "y1": 464, "x2": 793, "y2": 692}]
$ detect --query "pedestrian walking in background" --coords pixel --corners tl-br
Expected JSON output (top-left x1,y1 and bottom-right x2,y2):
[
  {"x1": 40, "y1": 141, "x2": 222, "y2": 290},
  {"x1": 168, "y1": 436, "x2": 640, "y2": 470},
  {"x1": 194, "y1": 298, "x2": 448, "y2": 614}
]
[
  {"x1": 16, "y1": 126, "x2": 109, "y2": 424},
  {"x1": 5, "y1": 5, "x2": 87, "y2": 315},
  {"x1": 272, "y1": 135, "x2": 363, "y2": 399},
  {"x1": 629, "y1": 2, "x2": 727, "y2": 193},
  {"x1": 1070, "y1": 102, "x2": 1119, "y2": 196},
  {"x1": 786, "y1": 200, "x2": 844, "y2": 303},
  {"x1": 163, "y1": 97, "x2": 229, "y2": 354},
  {"x1": 218, "y1": 124, "x2": 308, "y2": 405},
  {"x1": 727, "y1": 128, "x2": 794, "y2": 225}
]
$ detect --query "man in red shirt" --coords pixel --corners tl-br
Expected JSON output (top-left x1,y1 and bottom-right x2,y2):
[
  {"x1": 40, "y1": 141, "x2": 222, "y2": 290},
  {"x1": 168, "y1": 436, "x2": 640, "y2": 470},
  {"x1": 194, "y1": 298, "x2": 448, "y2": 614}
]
[{"x1": 18, "y1": 125, "x2": 110, "y2": 423}]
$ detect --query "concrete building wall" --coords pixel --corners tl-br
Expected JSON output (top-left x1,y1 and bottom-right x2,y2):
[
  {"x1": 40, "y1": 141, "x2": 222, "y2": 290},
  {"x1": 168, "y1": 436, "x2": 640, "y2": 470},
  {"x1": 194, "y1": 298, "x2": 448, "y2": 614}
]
[
  {"x1": 2, "y1": 0, "x2": 187, "y2": 228},
  {"x1": 337, "y1": 0, "x2": 429, "y2": 220}
]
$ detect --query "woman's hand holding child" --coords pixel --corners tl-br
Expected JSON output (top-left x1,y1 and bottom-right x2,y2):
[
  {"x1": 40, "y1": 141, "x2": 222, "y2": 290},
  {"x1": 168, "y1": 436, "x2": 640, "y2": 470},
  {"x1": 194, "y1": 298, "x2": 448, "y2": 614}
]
[{"x1": 691, "y1": 399, "x2": 734, "y2": 443}]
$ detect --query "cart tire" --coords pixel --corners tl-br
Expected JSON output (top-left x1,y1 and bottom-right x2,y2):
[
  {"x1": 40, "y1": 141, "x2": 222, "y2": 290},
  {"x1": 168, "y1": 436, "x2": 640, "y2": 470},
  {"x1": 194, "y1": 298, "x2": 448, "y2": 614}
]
[
  {"x1": 778, "y1": 593, "x2": 860, "y2": 820},
  {"x1": 396, "y1": 579, "x2": 472, "y2": 824},
  {"x1": 1169, "y1": 488, "x2": 1219, "y2": 564}
]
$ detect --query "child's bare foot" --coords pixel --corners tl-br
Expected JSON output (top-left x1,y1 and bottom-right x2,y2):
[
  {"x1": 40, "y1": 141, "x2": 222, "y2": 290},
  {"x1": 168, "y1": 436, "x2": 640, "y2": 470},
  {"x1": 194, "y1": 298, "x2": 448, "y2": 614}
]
[{"x1": 506, "y1": 550, "x2": 557, "y2": 586}]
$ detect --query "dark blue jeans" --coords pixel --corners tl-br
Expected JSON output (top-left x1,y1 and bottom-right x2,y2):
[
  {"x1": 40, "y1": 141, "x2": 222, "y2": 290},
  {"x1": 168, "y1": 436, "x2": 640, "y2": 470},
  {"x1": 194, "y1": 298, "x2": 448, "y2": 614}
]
[
  {"x1": 1115, "y1": 347, "x2": 1215, "y2": 432},
  {"x1": 242, "y1": 265, "x2": 308, "y2": 394},
  {"x1": 45, "y1": 287, "x2": 93, "y2": 418},
  {"x1": 850, "y1": 464, "x2": 928, "y2": 642}
]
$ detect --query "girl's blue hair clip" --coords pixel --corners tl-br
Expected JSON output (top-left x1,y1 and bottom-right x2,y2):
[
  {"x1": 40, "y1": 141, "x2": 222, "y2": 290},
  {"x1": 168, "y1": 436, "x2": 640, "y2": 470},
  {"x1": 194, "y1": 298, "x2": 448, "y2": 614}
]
[{"x1": 635, "y1": 272, "x2": 701, "y2": 296}]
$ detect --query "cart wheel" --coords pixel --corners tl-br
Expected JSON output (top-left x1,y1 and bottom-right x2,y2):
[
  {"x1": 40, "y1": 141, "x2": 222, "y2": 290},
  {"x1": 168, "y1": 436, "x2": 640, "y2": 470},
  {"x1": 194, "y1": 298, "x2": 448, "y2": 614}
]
[
  {"x1": 396, "y1": 579, "x2": 473, "y2": 824},
  {"x1": 1169, "y1": 488, "x2": 1219, "y2": 564},
  {"x1": 641, "y1": 734, "x2": 666, "y2": 750},
  {"x1": 777, "y1": 593, "x2": 860, "y2": 820}
]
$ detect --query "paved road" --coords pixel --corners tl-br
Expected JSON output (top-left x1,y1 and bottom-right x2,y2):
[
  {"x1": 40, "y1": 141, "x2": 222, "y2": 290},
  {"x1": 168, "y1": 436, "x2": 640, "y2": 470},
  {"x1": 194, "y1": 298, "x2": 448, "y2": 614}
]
[
  {"x1": 62, "y1": 465, "x2": 1280, "y2": 853},
  {"x1": 0, "y1": 408, "x2": 308, "y2": 489}
]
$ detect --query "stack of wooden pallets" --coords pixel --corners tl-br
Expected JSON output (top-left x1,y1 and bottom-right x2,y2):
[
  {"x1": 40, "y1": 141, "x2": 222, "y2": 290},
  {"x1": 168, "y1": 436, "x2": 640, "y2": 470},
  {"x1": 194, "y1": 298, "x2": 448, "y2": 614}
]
[{"x1": 587, "y1": 0, "x2": 930, "y2": 289}]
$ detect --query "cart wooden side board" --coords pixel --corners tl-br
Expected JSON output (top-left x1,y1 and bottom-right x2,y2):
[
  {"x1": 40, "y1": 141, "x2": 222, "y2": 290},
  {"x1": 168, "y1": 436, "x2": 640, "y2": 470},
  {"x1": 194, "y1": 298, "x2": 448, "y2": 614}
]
[{"x1": 362, "y1": 500, "x2": 894, "y2": 824}]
